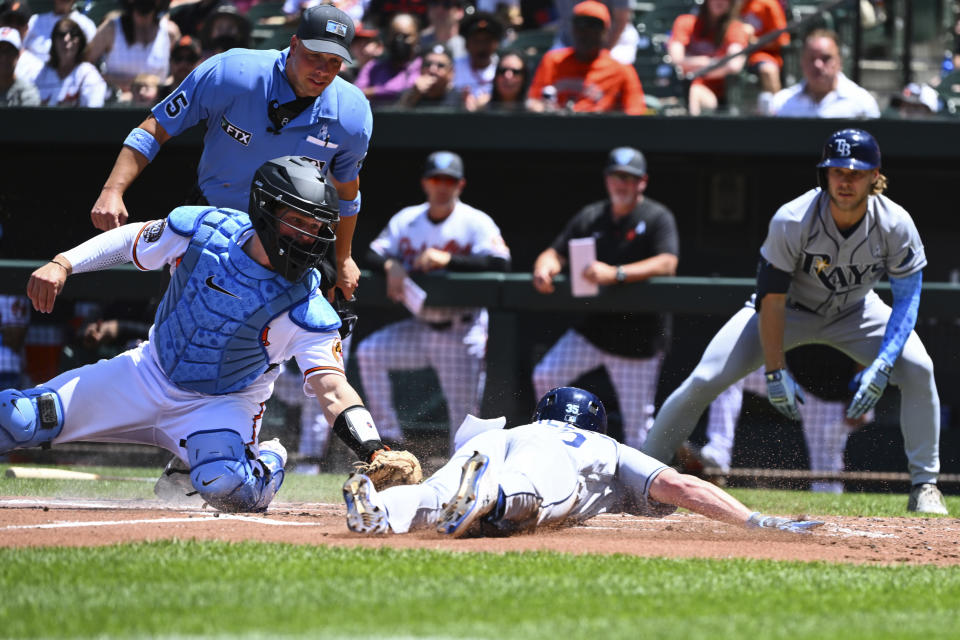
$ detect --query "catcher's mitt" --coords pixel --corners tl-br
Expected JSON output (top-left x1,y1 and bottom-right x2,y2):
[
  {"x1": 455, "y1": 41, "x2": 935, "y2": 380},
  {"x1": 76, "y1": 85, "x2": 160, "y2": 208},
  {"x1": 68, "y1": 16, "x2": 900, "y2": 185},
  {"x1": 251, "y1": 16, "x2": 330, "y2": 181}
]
[{"x1": 354, "y1": 449, "x2": 423, "y2": 490}]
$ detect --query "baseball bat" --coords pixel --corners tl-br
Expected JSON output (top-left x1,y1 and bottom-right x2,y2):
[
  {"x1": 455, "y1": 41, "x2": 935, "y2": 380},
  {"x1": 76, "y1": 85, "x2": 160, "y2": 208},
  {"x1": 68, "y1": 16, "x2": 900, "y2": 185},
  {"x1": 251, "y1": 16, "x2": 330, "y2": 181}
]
[{"x1": 4, "y1": 467, "x2": 154, "y2": 483}]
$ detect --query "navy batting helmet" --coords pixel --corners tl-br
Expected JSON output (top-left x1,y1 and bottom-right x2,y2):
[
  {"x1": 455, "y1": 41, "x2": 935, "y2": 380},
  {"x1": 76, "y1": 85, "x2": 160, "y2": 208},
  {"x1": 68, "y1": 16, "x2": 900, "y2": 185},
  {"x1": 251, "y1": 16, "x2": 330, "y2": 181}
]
[
  {"x1": 816, "y1": 129, "x2": 881, "y2": 189},
  {"x1": 532, "y1": 387, "x2": 607, "y2": 434},
  {"x1": 249, "y1": 156, "x2": 339, "y2": 282}
]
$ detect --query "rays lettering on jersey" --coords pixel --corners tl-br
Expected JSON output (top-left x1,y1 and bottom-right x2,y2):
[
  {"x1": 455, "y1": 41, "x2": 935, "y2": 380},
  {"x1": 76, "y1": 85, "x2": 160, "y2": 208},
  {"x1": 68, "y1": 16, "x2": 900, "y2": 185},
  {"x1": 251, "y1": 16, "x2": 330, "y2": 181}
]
[
  {"x1": 397, "y1": 238, "x2": 472, "y2": 263},
  {"x1": 801, "y1": 251, "x2": 883, "y2": 291}
]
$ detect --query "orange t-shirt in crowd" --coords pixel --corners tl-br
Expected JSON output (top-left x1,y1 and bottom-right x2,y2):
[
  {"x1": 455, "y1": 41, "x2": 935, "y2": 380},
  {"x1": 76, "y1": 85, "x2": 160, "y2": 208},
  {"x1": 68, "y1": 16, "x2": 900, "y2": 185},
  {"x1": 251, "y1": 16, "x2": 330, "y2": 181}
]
[
  {"x1": 528, "y1": 48, "x2": 646, "y2": 115},
  {"x1": 669, "y1": 13, "x2": 749, "y2": 97},
  {"x1": 740, "y1": 0, "x2": 789, "y2": 68}
]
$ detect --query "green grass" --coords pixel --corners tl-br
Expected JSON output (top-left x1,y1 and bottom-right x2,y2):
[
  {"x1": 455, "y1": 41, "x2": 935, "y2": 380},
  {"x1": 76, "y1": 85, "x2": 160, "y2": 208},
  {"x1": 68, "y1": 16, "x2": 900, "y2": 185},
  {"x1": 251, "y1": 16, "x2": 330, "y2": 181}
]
[
  {"x1": 3, "y1": 466, "x2": 959, "y2": 638},
  {"x1": 1, "y1": 542, "x2": 959, "y2": 639}
]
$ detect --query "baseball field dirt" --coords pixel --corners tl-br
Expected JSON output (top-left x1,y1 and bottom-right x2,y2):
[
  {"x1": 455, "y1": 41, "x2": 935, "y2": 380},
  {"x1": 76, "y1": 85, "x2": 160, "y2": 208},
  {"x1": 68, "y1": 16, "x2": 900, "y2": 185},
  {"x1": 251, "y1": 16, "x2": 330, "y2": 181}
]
[{"x1": 2, "y1": 497, "x2": 957, "y2": 565}]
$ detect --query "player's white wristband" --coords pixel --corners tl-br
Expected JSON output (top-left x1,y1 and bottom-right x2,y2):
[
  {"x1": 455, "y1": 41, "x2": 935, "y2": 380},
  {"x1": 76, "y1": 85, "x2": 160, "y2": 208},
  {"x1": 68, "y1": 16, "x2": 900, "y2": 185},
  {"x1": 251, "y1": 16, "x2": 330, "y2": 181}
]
[
  {"x1": 339, "y1": 191, "x2": 360, "y2": 218},
  {"x1": 123, "y1": 127, "x2": 161, "y2": 162}
]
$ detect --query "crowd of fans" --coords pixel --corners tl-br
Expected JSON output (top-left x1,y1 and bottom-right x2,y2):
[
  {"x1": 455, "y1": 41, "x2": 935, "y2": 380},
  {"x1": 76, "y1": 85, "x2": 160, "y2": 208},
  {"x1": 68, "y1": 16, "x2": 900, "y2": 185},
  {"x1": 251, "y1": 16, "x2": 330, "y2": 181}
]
[{"x1": 1, "y1": 0, "x2": 957, "y2": 115}]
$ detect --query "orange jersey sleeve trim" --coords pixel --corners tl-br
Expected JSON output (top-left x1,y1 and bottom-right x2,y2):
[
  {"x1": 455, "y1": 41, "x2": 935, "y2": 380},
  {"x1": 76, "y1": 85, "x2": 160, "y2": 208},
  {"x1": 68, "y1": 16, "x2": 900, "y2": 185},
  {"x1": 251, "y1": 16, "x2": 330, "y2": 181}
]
[
  {"x1": 130, "y1": 222, "x2": 154, "y2": 271},
  {"x1": 303, "y1": 365, "x2": 346, "y2": 379}
]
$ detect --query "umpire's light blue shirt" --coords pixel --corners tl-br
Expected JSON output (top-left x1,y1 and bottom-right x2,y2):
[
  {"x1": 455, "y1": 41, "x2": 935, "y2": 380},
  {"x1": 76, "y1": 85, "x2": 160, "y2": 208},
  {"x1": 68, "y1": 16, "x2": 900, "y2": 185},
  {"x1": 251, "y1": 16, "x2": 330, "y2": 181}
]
[{"x1": 150, "y1": 48, "x2": 373, "y2": 212}]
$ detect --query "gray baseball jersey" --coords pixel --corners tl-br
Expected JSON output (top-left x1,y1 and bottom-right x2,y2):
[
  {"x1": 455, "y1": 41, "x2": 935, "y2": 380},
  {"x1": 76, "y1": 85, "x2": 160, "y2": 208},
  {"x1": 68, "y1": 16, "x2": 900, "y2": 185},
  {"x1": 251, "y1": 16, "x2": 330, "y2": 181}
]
[
  {"x1": 643, "y1": 189, "x2": 940, "y2": 487},
  {"x1": 367, "y1": 420, "x2": 676, "y2": 534},
  {"x1": 761, "y1": 188, "x2": 926, "y2": 316}
]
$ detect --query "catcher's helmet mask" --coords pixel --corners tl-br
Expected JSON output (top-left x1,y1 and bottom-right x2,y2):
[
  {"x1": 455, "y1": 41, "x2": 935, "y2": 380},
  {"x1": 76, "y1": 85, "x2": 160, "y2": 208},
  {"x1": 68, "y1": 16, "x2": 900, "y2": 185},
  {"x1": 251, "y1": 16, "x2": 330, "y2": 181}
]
[
  {"x1": 532, "y1": 386, "x2": 608, "y2": 434},
  {"x1": 249, "y1": 156, "x2": 340, "y2": 282},
  {"x1": 816, "y1": 128, "x2": 881, "y2": 188}
]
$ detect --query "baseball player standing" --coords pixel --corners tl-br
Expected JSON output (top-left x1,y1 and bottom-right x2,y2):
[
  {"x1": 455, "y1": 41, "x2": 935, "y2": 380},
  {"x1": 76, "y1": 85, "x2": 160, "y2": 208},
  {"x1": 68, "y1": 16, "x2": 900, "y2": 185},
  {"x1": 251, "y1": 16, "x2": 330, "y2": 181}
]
[
  {"x1": 531, "y1": 147, "x2": 679, "y2": 449},
  {"x1": 1, "y1": 157, "x2": 419, "y2": 512},
  {"x1": 89, "y1": 5, "x2": 369, "y2": 301},
  {"x1": 342, "y1": 386, "x2": 823, "y2": 536},
  {"x1": 642, "y1": 129, "x2": 947, "y2": 514},
  {"x1": 355, "y1": 151, "x2": 511, "y2": 450}
]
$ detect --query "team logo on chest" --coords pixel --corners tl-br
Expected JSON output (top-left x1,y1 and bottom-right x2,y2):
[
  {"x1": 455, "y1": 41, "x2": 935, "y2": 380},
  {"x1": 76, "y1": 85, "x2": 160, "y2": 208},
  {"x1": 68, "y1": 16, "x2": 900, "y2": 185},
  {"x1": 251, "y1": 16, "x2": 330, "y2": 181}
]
[
  {"x1": 801, "y1": 251, "x2": 883, "y2": 291},
  {"x1": 220, "y1": 116, "x2": 252, "y2": 146}
]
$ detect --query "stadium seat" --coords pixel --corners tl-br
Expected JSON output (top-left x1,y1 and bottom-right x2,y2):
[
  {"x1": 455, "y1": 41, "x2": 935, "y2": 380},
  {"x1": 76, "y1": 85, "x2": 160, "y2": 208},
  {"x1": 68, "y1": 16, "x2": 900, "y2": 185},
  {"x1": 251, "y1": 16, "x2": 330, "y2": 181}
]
[
  {"x1": 633, "y1": 0, "x2": 700, "y2": 36},
  {"x1": 255, "y1": 26, "x2": 296, "y2": 50},
  {"x1": 935, "y1": 69, "x2": 960, "y2": 116},
  {"x1": 245, "y1": 1, "x2": 287, "y2": 26}
]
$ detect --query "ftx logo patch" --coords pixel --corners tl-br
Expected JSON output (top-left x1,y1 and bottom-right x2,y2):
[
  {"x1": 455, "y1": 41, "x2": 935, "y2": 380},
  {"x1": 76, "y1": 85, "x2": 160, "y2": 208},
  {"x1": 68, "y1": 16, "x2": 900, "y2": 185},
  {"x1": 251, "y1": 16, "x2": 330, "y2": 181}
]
[{"x1": 220, "y1": 116, "x2": 252, "y2": 146}]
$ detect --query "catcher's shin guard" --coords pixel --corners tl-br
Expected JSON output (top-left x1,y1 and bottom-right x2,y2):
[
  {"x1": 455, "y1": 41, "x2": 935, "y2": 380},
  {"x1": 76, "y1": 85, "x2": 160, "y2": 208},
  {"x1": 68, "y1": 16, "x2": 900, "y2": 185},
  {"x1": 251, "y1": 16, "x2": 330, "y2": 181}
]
[
  {"x1": 183, "y1": 429, "x2": 285, "y2": 513},
  {"x1": 0, "y1": 387, "x2": 64, "y2": 454}
]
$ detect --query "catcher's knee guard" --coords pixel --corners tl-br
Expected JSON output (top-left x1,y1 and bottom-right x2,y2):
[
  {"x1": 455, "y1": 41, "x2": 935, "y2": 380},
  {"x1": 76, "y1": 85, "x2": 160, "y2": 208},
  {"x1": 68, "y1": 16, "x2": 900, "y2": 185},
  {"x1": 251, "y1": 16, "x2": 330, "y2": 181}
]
[
  {"x1": 184, "y1": 429, "x2": 285, "y2": 513},
  {"x1": 0, "y1": 387, "x2": 64, "y2": 454}
]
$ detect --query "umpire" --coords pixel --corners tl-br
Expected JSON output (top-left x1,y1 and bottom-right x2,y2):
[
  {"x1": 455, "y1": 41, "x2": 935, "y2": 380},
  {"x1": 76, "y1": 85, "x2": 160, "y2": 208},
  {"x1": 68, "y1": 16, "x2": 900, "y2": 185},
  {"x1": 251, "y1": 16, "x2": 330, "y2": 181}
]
[
  {"x1": 89, "y1": 5, "x2": 371, "y2": 299},
  {"x1": 531, "y1": 147, "x2": 679, "y2": 449}
]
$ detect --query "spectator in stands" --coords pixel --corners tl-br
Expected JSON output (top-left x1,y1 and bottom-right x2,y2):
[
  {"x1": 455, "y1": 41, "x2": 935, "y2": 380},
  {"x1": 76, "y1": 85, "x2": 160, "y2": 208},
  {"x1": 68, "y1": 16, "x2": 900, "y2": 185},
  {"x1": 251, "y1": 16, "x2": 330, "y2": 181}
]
[
  {"x1": 531, "y1": 147, "x2": 678, "y2": 450},
  {"x1": 355, "y1": 11, "x2": 421, "y2": 105},
  {"x1": 767, "y1": 28, "x2": 880, "y2": 118},
  {"x1": 170, "y1": 0, "x2": 233, "y2": 40},
  {"x1": 0, "y1": 24, "x2": 39, "y2": 105},
  {"x1": 22, "y1": 0, "x2": 96, "y2": 65},
  {"x1": 398, "y1": 42, "x2": 460, "y2": 107},
  {"x1": 355, "y1": 151, "x2": 511, "y2": 451},
  {"x1": 419, "y1": 0, "x2": 464, "y2": 60},
  {"x1": 887, "y1": 81, "x2": 941, "y2": 118},
  {"x1": 739, "y1": 0, "x2": 788, "y2": 113},
  {"x1": 527, "y1": 1, "x2": 645, "y2": 114},
  {"x1": 128, "y1": 70, "x2": 161, "y2": 104},
  {"x1": 157, "y1": 34, "x2": 200, "y2": 100},
  {"x1": 85, "y1": 0, "x2": 181, "y2": 98},
  {"x1": 479, "y1": 49, "x2": 528, "y2": 111},
  {"x1": 364, "y1": 0, "x2": 427, "y2": 31},
  {"x1": 198, "y1": 4, "x2": 251, "y2": 57},
  {"x1": 339, "y1": 23, "x2": 382, "y2": 83},
  {"x1": 0, "y1": 0, "x2": 43, "y2": 83},
  {"x1": 551, "y1": 0, "x2": 639, "y2": 65},
  {"x1": 667, "y1": 0, "x2": 748, "y2": 116},
  {"x1": 34, "y1": 17, "x2": 107, "y2": 107},
  {"x1": 452, "y1": 10, "x2": 503, "y2": 108}
]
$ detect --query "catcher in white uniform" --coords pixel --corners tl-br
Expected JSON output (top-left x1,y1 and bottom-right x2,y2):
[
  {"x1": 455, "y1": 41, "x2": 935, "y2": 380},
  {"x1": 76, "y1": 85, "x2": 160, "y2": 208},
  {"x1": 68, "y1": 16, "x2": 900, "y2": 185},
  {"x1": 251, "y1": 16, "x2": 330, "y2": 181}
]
[
  {"x1": 342, "y1": 386, "x2": 824, "y2": 536},
  {"x1": 642, "y1": 129, "x2": 947, "y2": 514},
  {"x1": 0, "y1": 156, "x2": 420, "y2": 512},
  {"x1": 355, "y1": 151, "x2": 511, "y2": 450}
]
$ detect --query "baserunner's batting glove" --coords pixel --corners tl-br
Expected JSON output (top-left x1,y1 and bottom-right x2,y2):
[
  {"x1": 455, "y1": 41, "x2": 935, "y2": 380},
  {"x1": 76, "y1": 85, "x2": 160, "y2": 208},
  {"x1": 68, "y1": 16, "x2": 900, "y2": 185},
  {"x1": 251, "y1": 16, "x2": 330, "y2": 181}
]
[
  {"x1": 765, "y1": 368, "x2": 805, "y2": 421},
  {"x1": 847, "y1": 358, "x2": 891, "y2": 419},
  {"x1": 747, "y1": 512, "x2": 824, "y2": 534}
]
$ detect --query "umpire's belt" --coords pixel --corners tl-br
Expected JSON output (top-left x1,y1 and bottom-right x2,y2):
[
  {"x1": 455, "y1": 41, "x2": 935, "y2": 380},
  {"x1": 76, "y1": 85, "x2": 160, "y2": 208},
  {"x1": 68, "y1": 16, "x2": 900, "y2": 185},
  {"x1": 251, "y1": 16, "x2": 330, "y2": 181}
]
[{"x1": 424, "y1": 313, "x2": 475, "y2": 331}]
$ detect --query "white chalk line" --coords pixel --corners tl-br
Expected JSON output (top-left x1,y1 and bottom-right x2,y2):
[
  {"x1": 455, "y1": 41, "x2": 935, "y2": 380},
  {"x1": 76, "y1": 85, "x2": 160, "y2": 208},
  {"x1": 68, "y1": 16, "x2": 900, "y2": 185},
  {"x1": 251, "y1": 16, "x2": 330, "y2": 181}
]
[{"x1": 1, "y1": 512, "x2": 327, "y2": 531}]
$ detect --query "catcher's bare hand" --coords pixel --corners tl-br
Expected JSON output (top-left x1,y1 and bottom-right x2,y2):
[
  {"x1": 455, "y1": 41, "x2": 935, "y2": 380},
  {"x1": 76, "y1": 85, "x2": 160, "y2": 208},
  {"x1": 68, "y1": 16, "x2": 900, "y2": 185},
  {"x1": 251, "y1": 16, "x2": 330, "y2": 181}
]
[{"x1": 27, "y1": 260, "x2": 70, "y2": 313}]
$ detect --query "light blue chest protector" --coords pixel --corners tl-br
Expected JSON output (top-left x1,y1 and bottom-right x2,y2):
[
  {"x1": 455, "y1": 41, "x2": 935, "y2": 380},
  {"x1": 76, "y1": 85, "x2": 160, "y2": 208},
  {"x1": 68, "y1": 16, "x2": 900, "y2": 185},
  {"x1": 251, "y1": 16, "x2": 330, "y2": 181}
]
[{"x1": 152, "y1": 207, "x2": 341, "y2": 395}]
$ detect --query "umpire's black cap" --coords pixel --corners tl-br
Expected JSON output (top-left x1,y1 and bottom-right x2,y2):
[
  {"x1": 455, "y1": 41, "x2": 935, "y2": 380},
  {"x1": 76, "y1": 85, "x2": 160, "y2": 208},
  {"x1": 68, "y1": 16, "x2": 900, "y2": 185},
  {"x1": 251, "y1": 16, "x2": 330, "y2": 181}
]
[
  {"x1": 297, "y1": 5, "x2": 354, "y2": 63},
  {"x1": 605, "y1": 147, "x2": 647, "y2": 177}
]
